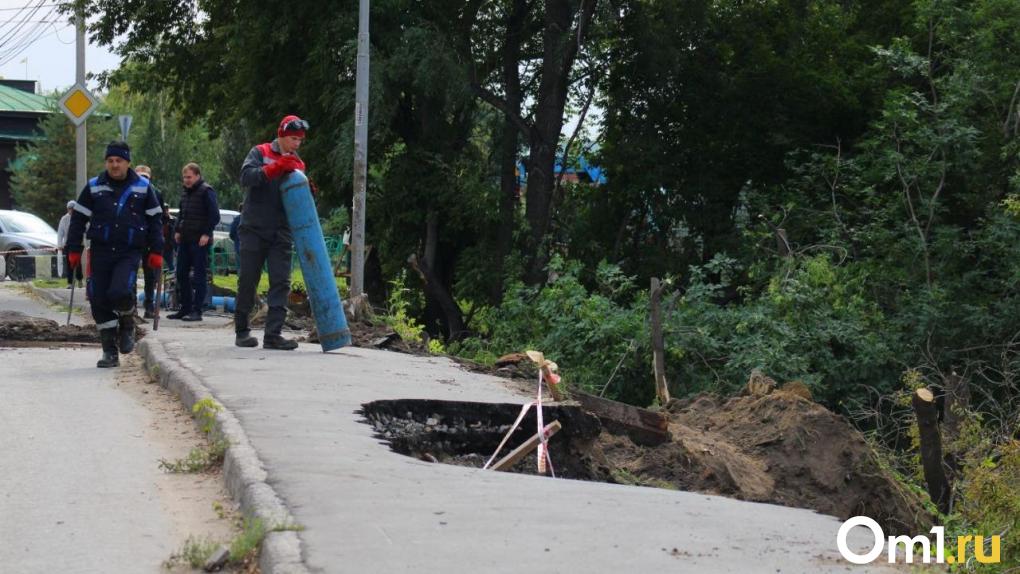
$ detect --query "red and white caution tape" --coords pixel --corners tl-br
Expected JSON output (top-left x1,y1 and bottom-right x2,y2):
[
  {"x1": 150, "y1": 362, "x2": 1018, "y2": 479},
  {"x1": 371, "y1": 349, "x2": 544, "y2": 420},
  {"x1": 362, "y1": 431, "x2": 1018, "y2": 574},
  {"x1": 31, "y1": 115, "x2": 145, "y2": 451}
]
[
  {"x1": 483, "y1": 367, "x2": 557, "y2": 476},
  {"x1": 0, "y1": 247, "x2": 58, "y2": 256}
]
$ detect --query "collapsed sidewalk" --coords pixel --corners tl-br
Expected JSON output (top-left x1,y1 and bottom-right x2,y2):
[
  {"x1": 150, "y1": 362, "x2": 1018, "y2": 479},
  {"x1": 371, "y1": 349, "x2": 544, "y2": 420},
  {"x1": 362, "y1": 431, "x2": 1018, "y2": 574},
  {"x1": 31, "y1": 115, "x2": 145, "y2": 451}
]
[{"x1": 138, "y1": 321, "x2": 911, "y2": 574}]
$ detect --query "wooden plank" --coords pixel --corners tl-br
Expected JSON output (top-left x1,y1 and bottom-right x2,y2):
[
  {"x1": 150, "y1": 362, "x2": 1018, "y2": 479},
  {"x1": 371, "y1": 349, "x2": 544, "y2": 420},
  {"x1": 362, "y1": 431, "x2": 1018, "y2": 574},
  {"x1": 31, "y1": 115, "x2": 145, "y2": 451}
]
[
  {"x1": 574, "y1": 391, "x2": 670, "y2": 446},
  {"x1": 491, "y1": 420, "x2": 562, "y2": 472}
]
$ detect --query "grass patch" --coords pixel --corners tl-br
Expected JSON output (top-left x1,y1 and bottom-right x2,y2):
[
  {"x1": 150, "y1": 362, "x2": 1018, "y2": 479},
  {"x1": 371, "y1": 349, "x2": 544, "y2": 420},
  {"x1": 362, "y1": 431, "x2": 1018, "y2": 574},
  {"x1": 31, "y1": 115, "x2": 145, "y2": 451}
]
[
  {"x1": 164, "y1": 535, "x2": 219, "y2": 569},
  {"x1": 213, "y1": 269, "x2": 347, "y2": 296},
  {"x1": 31, "y1": 278, "x2": 66, "y2": 289}
]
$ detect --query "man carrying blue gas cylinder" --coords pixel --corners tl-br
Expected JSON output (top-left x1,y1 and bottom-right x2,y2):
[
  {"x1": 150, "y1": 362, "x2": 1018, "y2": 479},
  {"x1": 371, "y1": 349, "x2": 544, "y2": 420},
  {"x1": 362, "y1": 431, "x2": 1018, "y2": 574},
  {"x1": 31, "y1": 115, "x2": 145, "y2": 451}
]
[
  {"x1": 66, "y1": 141, "x2": 164, "y2": 368},
  {"x1": 233, "y1": 115, "x2": 309, "y2": 350}
]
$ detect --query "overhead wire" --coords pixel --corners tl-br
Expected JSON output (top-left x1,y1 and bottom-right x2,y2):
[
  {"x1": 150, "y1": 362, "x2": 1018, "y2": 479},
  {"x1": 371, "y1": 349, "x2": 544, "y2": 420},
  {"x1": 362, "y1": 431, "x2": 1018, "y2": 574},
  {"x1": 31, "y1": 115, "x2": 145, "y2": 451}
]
[
  {"x1": 0, "y1": 1, "x2": 37, "y2": 48},
  {"x1": 0, "y1": 1, "x2": 47, "y2": 53},
  {"x1": 0, "y1": 3, "x2": 63, "y2": 67}
]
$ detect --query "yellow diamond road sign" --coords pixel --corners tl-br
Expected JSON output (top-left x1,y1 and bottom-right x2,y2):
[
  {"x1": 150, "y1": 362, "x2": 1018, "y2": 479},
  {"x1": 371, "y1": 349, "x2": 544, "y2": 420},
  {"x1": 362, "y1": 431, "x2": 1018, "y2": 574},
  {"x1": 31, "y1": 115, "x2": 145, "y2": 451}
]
[{"x1": 59, "y1": 83, "x2": 98, "y2": 126}]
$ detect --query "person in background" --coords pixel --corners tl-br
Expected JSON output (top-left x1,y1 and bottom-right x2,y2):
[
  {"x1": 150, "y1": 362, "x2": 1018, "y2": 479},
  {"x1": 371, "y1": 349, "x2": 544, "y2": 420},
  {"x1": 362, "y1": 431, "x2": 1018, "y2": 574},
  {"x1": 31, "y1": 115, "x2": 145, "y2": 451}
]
[
  {"x1": 56, "y1": 200, "x2": 83, "y2": 288},
  {"x1": 167, "y1": 162, "x2": 219, "y2": 322},
  {"x1": 134, "y1": 165, "x2": 167, "y2": 318}
]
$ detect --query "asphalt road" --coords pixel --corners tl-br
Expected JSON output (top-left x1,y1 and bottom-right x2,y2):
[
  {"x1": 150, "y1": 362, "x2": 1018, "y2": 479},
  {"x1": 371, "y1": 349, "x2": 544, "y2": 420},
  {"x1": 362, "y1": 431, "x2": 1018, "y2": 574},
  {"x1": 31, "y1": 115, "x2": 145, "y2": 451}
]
[{"x1": 0, "y1": 284, "x2": 231, "y2": 573}]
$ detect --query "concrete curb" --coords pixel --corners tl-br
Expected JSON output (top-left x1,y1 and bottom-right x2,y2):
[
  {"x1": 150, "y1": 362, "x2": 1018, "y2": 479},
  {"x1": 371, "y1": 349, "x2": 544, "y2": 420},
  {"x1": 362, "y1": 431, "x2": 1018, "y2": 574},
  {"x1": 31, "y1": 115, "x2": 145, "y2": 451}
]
[{"x1": 139, "y1": 337, "x2": 310, "y2": 574}]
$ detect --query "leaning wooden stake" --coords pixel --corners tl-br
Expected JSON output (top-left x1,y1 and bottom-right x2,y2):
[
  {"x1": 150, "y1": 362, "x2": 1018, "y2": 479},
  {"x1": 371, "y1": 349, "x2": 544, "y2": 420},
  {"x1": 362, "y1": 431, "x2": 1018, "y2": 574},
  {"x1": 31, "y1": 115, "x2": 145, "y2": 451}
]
[
  {"x1": 912, "y1": 387, "x2": 951, "y2": 514},
  {"x1": 650, "y1": 278, "x2": 671, "y2": 404},
  {"x1": 491, "y1": 420, "x2": 562, "y2": 472}
]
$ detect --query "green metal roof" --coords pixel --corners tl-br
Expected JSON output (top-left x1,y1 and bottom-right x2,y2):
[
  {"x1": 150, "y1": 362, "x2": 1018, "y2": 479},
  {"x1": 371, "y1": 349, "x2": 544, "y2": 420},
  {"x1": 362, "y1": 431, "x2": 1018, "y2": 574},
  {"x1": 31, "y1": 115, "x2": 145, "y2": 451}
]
[
  {"x1": 0, "y1": 132, "x2": 45, "y2": 141},
  {"x1": 0, "y1": 83, "x2": 53, "y2": 114}
]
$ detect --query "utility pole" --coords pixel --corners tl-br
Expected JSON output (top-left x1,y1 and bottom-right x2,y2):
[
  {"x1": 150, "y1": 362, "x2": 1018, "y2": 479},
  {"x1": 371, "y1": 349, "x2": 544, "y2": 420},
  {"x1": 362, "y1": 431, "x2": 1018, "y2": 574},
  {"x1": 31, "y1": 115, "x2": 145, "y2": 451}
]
[
  {"x1": 350, "y1": 0, "x2": 369, "y2": 309},
  {"x1": 75, "y1": 12, "x2": 86, "y2": 192}
]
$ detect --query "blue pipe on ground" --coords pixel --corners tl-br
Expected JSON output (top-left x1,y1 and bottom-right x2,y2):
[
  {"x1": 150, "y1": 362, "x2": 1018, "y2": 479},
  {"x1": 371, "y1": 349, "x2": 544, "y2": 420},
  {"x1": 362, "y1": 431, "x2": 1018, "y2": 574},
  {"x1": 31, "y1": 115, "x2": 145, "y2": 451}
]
[
  {"x1": 280, "y1": 170, "x2": 352, "y2": 351},
  {"x1": 138, "y1": 292, "x2": 236, "y2": 312}
]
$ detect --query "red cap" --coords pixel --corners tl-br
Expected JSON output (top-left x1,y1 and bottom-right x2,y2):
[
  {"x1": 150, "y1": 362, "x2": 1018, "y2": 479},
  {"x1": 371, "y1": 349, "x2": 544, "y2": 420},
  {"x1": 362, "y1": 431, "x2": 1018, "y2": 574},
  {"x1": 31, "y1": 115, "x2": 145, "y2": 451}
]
[{"x1": 278, "y1": 115, "x2": 308, "y2": 138}]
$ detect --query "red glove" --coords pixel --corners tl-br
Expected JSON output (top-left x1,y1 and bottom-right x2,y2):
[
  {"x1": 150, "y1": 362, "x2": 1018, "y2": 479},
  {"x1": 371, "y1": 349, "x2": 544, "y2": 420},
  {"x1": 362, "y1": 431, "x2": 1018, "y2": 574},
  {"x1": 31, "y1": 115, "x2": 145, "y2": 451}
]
[
  {"x1": 262, "y1": 156, "x2": 304, "y2": 180},
  {"x1": 68, "y1": 251, "x2": 81, "y2": 269},
  {"x1": 147, "y1": 252, "x2": 163, "y2": 270}
]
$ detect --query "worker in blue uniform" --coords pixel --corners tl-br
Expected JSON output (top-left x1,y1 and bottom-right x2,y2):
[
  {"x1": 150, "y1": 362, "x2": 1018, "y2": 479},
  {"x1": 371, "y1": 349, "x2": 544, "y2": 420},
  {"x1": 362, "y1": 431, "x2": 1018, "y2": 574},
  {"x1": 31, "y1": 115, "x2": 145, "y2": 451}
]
[{"x1": 66, "y1": 141, "x2": 164, "y2": 368}]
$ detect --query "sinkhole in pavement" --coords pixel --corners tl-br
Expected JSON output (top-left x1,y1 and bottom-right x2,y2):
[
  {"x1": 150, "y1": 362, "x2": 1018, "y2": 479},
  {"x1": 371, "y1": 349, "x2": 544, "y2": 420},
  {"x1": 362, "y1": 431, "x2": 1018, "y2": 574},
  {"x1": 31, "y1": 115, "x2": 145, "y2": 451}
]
[{"x1": 359, "y1": 398, "x2": 606, "y2": 478}]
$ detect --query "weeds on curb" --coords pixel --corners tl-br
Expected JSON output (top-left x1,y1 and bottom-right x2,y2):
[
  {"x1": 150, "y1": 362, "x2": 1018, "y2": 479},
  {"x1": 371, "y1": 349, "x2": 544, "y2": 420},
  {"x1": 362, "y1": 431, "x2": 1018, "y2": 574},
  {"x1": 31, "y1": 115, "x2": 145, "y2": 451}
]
[
  {"x1": 193, "y1": 398, "x2": 222, "y2": 435},
  {"x1": 163, "y1": 535, "x2": 219, "y2": 569},
  {"x1": 166, "y1": 518, "x2": 305, "y2": 569},
  {"x1": 230, "y1": 517, "x2": 267, "y2": 562},
  {"x1": 230, "y1": 517, "x2": 307, "y2": 562},
  {"x1": 158, "y1": 397, "x2": 229, "y2": 473},
  {"x1": 158, "y1": 438, "x2": 229, "y2": 473}
]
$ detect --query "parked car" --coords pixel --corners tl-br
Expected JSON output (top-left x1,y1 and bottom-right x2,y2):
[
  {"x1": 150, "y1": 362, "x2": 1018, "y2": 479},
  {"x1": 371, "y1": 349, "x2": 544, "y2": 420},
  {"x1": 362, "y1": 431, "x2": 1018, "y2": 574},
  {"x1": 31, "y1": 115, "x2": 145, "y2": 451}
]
[{"x1": 0, "y1": 209, "x2": 58, "y2": 280}]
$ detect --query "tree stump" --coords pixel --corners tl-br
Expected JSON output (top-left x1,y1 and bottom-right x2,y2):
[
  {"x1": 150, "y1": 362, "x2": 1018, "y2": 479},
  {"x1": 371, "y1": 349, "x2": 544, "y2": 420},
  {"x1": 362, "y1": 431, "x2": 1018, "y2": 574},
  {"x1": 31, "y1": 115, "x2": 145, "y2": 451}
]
[{"x1": 912, "y1": 387, "x2": 951, "y2": 514}]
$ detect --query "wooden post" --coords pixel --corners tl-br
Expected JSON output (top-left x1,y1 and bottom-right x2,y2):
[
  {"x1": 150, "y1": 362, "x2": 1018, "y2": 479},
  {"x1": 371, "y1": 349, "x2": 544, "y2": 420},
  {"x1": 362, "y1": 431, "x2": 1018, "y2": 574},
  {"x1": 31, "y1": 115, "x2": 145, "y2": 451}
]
[
  {"x1": 650, "y1": 278, "x2": 671, "y2": 404},
  {"x1": 912, "y1": 387, "x2": 951, "y2": 514}
]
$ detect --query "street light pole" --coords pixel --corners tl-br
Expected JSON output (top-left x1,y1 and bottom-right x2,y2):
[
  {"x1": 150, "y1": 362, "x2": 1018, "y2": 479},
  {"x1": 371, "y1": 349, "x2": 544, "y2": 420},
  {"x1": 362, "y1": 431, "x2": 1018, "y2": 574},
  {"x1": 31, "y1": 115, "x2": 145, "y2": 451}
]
[
  {"x1": 350, "y1": 0, "x2": 369, "y2": 308},
  {"x1": 75, "y1": 12, "x2": 87, "y2": 192}
]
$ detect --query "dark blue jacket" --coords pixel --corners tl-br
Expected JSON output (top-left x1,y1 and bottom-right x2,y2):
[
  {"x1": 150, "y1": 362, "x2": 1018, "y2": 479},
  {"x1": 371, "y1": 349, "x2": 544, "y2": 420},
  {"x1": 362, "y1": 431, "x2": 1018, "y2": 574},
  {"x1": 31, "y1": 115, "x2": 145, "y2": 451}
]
[
  {"x1": 175, "y1": 179, "x2": 220, "y2": 243},
  {"x1": 67, "y1": 169, "x2": 164, "y2": 254}
]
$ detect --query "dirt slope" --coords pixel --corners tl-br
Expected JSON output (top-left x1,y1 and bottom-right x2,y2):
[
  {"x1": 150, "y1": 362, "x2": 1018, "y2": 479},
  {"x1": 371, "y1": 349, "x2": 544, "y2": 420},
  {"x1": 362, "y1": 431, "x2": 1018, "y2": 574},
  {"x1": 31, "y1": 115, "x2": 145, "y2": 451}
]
[{"x1": 594, "y1": 388, "x2": 930, "y2": 535}]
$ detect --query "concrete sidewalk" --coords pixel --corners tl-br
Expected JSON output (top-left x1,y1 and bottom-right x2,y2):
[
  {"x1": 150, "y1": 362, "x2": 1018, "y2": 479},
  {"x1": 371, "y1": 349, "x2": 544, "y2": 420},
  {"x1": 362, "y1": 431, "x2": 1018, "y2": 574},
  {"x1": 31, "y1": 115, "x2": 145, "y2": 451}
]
[{"x1": 132, "y1": 317, "x2": 916, "y2": 574}]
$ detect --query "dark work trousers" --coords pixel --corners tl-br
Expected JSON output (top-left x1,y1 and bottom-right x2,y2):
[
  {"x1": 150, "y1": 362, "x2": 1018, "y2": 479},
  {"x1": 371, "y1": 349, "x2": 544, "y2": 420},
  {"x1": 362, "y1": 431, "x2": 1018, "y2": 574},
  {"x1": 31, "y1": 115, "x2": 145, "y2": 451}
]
[
  {"x1": 143, "y1": 266, "x2": 157, "y2": 311},
  {"x1": 234, "y1": 227, "x2": 292, "y2": 337},
  {"x1": 64, "y1": 251, "x2": 83, "y2": 285},
  {"x1": 88, "y1": 249, "x2": 141, "y2": 331},
  {"x1": 176, "y1": 242, "x2": 210, "y2": 315}
]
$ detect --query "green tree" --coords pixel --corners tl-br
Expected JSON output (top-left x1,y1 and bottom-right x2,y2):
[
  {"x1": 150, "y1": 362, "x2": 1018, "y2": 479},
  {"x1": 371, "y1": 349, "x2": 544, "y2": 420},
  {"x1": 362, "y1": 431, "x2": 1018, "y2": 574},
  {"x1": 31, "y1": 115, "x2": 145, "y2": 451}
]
[
  {"x1": 10, "y1": 106, "x2": 118, "y2": 226},
  {"x1": 103, "y1": 84, "x2": 235, "y2": 208}
]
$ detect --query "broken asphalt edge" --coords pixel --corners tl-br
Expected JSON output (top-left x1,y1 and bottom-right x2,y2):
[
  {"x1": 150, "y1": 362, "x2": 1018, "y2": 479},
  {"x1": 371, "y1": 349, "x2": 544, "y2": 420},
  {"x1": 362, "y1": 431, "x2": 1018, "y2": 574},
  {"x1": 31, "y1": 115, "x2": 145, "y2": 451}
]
[{"x1": 138, "y1": 336, "x2": 311, "y2": 574}]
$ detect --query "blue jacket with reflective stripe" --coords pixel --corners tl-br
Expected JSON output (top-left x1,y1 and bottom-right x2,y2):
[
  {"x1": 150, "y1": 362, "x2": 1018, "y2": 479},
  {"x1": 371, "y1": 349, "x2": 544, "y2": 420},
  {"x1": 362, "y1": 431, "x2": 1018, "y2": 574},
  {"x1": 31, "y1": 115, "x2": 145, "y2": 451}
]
[{"x1": 67, "y1": 168, "x2": 164, "y2": 254}]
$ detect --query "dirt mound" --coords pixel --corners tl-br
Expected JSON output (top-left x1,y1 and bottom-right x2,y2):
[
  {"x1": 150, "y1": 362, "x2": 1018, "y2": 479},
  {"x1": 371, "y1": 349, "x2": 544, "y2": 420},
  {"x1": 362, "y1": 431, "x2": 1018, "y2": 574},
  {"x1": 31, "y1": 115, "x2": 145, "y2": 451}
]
[
  {"x1": 0, "y1": 310, "x2": 99, "y2": 343},
  {"x1": 595, "y1": 391, "x2": 930, "y2": 535}
]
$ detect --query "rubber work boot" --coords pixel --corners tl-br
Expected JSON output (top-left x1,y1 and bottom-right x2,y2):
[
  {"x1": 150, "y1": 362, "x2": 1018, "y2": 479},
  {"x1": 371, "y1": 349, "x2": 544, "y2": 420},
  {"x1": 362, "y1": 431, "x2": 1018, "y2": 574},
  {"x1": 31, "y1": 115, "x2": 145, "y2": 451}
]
[
  {"x1": 118, "y1": 313, "x2": 136, "y2": 354},
  {"x1": 97, "y1": 329, "x2": 119, "y2": 368},
  {"x1": 182, "y1": 311, "x2": 203, "y2": 322},
  {"x1": 263, "y1": 334, "x2": 298, "y2": 351},
  {"x1": 166, "y1": 309, "x2": 188, "y2": 320},
  {"x1": 234, "y1": 312, "x2": 257, "y2": 347},
  {"x1": 235, "y1": 331, "x2": 258, "y2": 348}
]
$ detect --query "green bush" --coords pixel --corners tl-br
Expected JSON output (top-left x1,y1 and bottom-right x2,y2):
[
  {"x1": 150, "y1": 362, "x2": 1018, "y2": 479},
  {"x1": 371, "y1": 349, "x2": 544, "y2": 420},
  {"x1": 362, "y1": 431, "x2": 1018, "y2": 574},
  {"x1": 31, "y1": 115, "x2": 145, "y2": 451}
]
[{"x1": 452, "y1": 253, "x2": 902, "y2": 408}]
